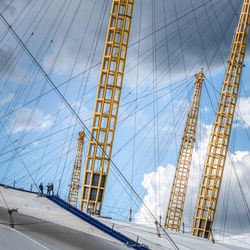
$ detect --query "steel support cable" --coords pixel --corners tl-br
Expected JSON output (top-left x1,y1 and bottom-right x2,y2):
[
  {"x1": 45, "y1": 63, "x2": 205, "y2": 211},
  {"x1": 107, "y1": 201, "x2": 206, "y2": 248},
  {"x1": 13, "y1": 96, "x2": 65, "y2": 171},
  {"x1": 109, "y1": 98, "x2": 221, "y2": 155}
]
[
  {"x1": 4, "y1": 4, "x2": 232, "y2": 248},
  {"x1": 20, "y1": 141, "x2": 78, "y2": 183},
  {"x1": 3, "y1": 138, "x2": 76, "y2": 184},
  {"x1": 0, "y1": 125, "x2": 40, "y2": 191},
  {"x1": 129, "y1": 0, "x2": 213, "y2": 49},
  {"x1": 1, "y1": 0, "x2": 69, "y2": 134},
  {"x1": 173, "y1": 0, "x2": 190, "y2": 103},
  {"x1": 0, "y1": 190, "x2": 9, "y2": 210},
  {"x1": 210, "y1": 0, "x2": 237, "y2": 51},
  {"x1": 126, "y1": 1, "x2": 218, "y2": 95},
  {"x1": 0, "y1": 113, "x2": 90, "y2": 159},
  {"x1": 104, "y1": 27, "x2": 202, "y2": 129},
  {"x1": 36, "y1": 0, "x2": 96, "y2": 182},
  {"x1": 1, "y1": 0, "x2": 64, "y2": 181},
  {"x1": 8, "y1": 136, "x2": 78, "y2": 185},
  {"x1": 0, "y1": 13, "x2": 181, "y2": 249},
  {"x1": 0, "y1": 1, "x2": 45, "y2": 79},
  {"x1": 0, "y1": 0, "x2": 220, "y2": 126},
  {"x1": 72, "y1": 0, "x2": 108, "y2": 111},
  {"x1": 162, "y1": 0, "x2": 178, "y2": 161},
  {"x1": 37, "y1": 147, "x2": 76, "y2": 184},
  {"x1": 205, "y1": 75, "x2": 250, "y2": 147},
  {"x1": 56, "y1": 0, "x2": 97, "y2": 192},
  {"x1": 116, "y1": 102, "x2": 191, "y2": 215},
  {"x1": 113, "y1": 97, "x2": 191, "y2": 215},
  {"x1": 119, "y1": 77, "x2": 193, "y2": 108},
  {"x1": 0, "y1": 0, "x2": 57, "y2": 135},
  {"x1": 122, "y1": 4, "x2": 236, "y2": 219},
  {"x1": 202, "y1": 0, "x2": 227, "y2": 70},
  {"x1": 58, "y1": 0, "x2": 108, "y2": 197},
  {"x1": 154, "y1": 0, "x2": 161, "y2": 220},
  {"x1": 203, "y1": 0, "x2": 242, "y2": 107},
  {"x1": 118, "y1": 104, "x2": 191, "y2": 220},
  {"x1": 119, "y1": 11, "x2": 217, "y2": 124},
  {"x1": 0, "y1": 0, "x2": 212, "y2": 108},
  {"x1": 0, "y1": 0, "x2": 15, "y2": 14},
  {"x1": 117, "y1": 79, "x2": 193, "y2": 185},
  {"x1": 130, "y1": 0, "x2": 142, "y2": 221},
  {"x1": 229, "y1": 154, "x2": 250, "y2": 225},
  {"x1": 0, "y1": 0, "x2": 58, "y2": 139},
  {"x1": 151, "y1": 0, "x2": 157, "y2": 220},
  {"x1": 113, "y1": 82, "x2": 190, "y2": 157},
  {"x1": 190, "y1": 0, "x2": 220, "y2": 92},
  {"x1": 111, "y1": 87, "x2": 192, "y2": 211},
  {"x1": 0, "y1": 135, "x2": 75, "y2": 176},
  {"x1": 98, "y1": 83, "x2": 192, "y2": 208},
  {"x1": 199, "y1": 2, "x2": 241, "y2": 108},
  {"x1": 113, "y1": 90, "x2": 191, "y2": 197},
  {"x1": 30, "y1": 0, "x2": 81, "y2": 180},
  {"x1": 221, "y1": 122, "x2": 237, "y2": 239},
  {"x1": 0, "y1": 0, "x2": 33, "y2": 43},
  {"x1": 1, "y1": 0, "x2": 73, "y2": 183}
]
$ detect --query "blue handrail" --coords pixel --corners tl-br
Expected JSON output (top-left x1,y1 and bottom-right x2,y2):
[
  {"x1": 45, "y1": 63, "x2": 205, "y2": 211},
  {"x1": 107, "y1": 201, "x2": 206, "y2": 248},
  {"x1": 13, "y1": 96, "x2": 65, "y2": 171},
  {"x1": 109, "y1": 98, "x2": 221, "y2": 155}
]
[
  {"x1": 0, "y1": 184, "x2": 149, "y2": 249},
  {"x1": 46, "y1": 195, "x2": 149, "y2": 250}
]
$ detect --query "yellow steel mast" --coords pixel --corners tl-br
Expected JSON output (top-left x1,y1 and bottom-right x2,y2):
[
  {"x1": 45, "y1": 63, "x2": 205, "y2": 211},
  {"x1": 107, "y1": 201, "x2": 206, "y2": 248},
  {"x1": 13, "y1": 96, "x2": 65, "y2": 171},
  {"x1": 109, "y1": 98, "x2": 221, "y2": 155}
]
[
  {"x1": 68, "y1": 130, "x2": 85, "y2": 207},
  {"x1": 80, "y1": 0, "x2": 134, "y2": 214},
  {"x1": 193, "y1": 0, "x2": 250, "y2": 239},
  {"x1": 165, "y1": 68, "x2": 205, "y2": 231}
]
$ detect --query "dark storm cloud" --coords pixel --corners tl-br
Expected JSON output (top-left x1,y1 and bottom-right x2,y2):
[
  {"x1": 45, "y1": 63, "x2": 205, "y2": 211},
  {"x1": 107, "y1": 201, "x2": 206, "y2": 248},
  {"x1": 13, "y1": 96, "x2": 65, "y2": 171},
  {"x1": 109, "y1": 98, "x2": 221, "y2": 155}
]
[{"x1": 1, "y1": 0, "x2": 244, "y2": 86}]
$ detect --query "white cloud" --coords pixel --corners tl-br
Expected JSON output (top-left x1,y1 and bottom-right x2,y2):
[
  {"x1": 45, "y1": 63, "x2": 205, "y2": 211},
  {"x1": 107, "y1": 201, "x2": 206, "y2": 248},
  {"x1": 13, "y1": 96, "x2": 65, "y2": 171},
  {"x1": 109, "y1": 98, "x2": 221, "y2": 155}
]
[
  {"x1": 11, "y1": 107, "x2": 52, "y2": 134},
  {"x1": 134, "y1": 164, "x2": 176, "y2": 225},
  {"x1": 134, "y1": 123, "x2": 212, "y2": 225},
  {"x1": 135, "y1": 122, "x2": 250, "y2": 248},
  {"x1": 236, "y1": 97, "x2": 250, "y2": 128},
  {"x1": 0, "y1": 93, "x2": 14, "y2": 106}
]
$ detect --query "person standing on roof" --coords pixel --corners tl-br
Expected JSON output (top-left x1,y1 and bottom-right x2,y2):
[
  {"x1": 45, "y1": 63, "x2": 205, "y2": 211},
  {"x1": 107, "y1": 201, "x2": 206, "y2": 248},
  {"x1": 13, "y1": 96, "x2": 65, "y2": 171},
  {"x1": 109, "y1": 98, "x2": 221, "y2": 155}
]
[
  {"x1": 47, "y1": 183, "x2": 51, "y2": 195},
  {"x1": 50, "y1": 183, "x2": 54, "y2": 195},
  {"x1": 39, "y1": 182, "x2": 43, "y2": 195}
]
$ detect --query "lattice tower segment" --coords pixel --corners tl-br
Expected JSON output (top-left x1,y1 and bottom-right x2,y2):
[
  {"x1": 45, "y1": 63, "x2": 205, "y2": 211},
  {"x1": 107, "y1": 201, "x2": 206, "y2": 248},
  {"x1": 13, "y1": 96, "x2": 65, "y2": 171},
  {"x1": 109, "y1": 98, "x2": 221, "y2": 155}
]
[
  {"x1": 192, "y1": 0, "x2": 250, "y2": 239},
  {"x1": 80, "y1": 0, "x2": 134, "y2": 214},
  {"x1": 165, "y1": 68, "x2": 205, "y2": 231},
  {"x1": 68, "y1": 130, "x2": 85, "y2": 207}
]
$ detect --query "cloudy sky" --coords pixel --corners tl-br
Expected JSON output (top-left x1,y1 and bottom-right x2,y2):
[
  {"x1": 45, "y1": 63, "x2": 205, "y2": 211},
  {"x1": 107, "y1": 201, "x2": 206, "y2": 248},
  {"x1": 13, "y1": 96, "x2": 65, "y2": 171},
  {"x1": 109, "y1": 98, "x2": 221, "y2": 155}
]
[{"x1": 0, "y1": 0, "x2": 250, "y2": 247}]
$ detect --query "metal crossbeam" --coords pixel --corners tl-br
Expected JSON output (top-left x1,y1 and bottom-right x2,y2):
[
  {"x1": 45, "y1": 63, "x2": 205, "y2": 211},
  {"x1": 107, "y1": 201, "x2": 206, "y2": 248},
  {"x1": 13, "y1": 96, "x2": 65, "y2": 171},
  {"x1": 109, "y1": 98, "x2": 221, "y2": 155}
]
[
  {"x1": 80, "y1": 0, "x2": 134, "y2": 214},
  {"x1": 192, "y1": 0, "x2": 250, "y2": 239},
  {"x1": 165, "y1": 68, "x2": 204, "y2": 231},
  {"x1": 68, "y1": 130, "x2": 85, "y2": 207}
]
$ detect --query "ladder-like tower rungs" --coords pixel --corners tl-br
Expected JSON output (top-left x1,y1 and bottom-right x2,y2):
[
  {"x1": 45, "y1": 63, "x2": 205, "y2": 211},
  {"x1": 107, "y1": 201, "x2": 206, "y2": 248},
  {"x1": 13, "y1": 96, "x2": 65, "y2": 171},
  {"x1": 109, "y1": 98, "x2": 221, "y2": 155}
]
[
  {"x1": 68, "y1": 130, "x2": 85, "y2": 207},
  {"x1": 165, "y1": 68, "x2": 205, "y2": 231},
  {"x1": 80, "y1": 0, "x2": 134, "y2": 215},
  {"x1": 192, "y1": 0, "x2": 250, "y2": 239}
]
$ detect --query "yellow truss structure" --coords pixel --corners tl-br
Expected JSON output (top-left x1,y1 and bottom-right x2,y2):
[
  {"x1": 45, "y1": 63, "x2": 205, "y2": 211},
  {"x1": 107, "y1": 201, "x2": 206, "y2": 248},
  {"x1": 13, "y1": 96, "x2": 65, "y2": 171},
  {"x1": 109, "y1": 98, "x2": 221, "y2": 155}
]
[
  {"x1": 165, "y1": 68, "x2": 205, "y2": 231},
  {"x1": 193, "y1": 0, "x2": 250, "y2": 239},
  {"x1": 80, "y1": 0, "x2": 134, "y2": 214},
  {"x1": 68, "y1": 130, "x2": 85, "y2": 207}
]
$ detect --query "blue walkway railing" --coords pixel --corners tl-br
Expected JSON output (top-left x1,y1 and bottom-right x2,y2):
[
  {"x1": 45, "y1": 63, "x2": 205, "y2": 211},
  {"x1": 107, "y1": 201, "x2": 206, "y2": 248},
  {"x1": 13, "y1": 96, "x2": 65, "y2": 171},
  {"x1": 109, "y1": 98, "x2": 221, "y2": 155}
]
[
  {"x1": 46, "y1": 195, "x2": 149, "y2": 250},
  {"x1": 0, "y1": 183, "x2": 149, "y2": 249}
]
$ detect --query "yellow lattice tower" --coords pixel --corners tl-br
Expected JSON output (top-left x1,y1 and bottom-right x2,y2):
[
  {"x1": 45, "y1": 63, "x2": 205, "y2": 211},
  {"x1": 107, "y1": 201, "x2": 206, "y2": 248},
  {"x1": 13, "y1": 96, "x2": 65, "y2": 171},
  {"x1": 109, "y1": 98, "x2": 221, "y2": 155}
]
[
  {"x1": 165, "y1": 68, "x2": 205, "y2": 231},
  {"x1": 68, "y1": 130, "x2": 85, "y2": 207},
  {"x1": 193, "y1": 0, "x2": 250, "y2": 239},
  {"x1": 80, "y1": 0, "x2": 134, "y2": 214}
]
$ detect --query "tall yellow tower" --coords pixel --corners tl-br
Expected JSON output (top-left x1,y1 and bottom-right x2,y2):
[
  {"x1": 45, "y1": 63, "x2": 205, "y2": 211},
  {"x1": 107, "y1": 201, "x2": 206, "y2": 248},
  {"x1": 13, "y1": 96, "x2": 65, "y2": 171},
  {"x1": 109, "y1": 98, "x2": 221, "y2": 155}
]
[
  {"x1": 80, "y1": 0, "x2": 134, "y2": 214},
  {"x1": 193, "y1": 0, "x2": 250, "y2": 239},
  {"x1": 165, "y1": 68, "x2": 204, "y2": 231},
  {"x1": 68, "y1": 130, "x2": 85, "y2": 207}
]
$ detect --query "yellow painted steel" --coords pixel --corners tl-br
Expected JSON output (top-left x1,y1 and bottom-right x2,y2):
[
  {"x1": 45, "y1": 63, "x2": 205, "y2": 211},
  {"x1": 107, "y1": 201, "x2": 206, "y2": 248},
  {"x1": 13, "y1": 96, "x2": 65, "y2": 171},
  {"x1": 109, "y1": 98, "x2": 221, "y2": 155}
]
[
  {"x1": 68, "y1": 130, "x2": 85, "y2": 207},
  {"x1": 193, "y1": 0, "x2": 250, "y2": 239},
  {"x1": 80, "y1": 0, "x2": 134, "y2": 214},
  {"x1": 165, "y1": 68, "x2": 205, "y2": 231}
]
